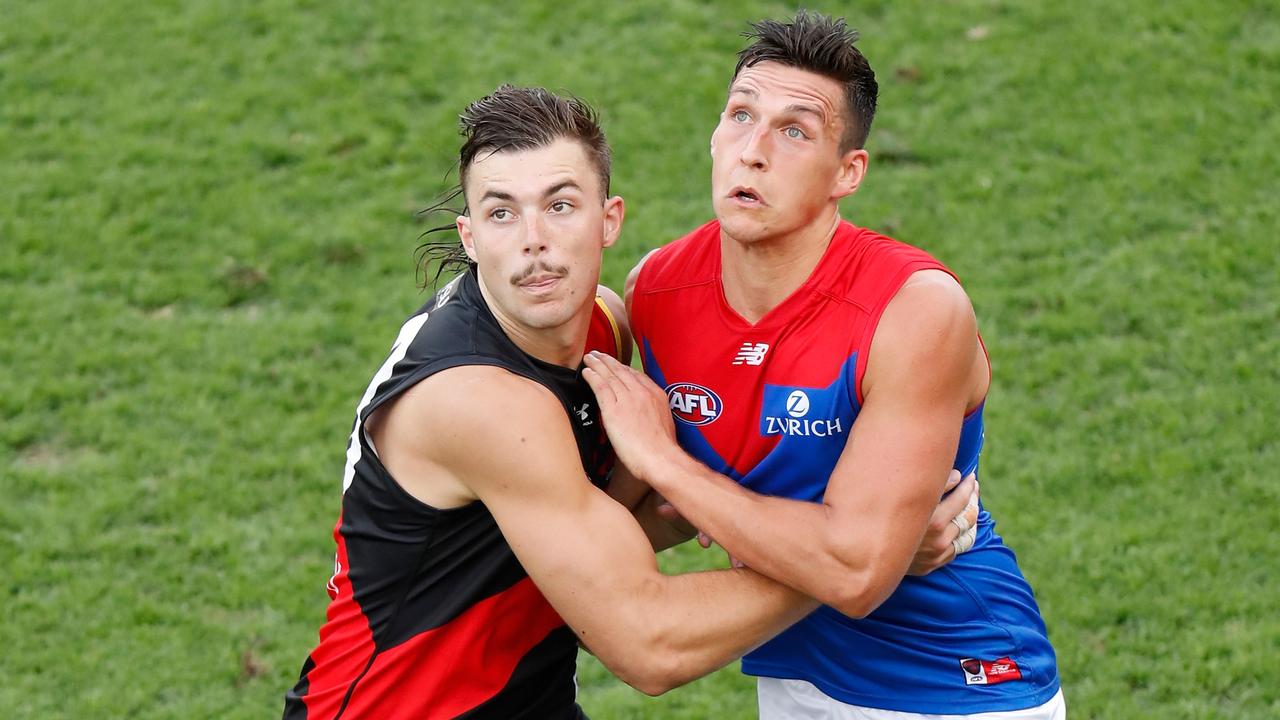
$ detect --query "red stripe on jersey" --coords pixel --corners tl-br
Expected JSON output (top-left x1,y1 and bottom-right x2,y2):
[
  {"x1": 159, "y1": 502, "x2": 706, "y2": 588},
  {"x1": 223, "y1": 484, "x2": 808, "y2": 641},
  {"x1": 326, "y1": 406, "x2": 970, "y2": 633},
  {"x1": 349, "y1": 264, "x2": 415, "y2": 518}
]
[
  {"x1": 338, "y1": 576, "x2": 566, "y2": 719},
  {"x1": 297, "y1": 512, "x2": 375, "y2": 719}
]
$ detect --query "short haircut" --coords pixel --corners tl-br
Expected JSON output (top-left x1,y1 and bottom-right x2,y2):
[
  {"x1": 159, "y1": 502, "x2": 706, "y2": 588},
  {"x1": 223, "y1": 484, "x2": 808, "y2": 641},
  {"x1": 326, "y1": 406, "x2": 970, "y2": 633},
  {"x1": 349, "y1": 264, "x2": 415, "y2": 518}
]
[
  {"x1": 417, "y1": 86, "x2": 611, "y2": 284},
  {"x1": 458, "y1": 85, "x2": 612, "y2": 200},
  {"x1": 733, "y1": 11, "x2": 879, "y2": 151}
]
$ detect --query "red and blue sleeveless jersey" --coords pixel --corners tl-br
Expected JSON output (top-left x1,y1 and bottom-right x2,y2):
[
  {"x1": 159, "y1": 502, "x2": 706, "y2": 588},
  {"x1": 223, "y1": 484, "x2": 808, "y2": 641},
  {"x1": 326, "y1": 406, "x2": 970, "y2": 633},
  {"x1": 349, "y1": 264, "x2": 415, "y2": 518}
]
[
  {"x1": 631, "y1": 220, "x2": 1060, "y2": 714},
  {"x1": 284, "y1": 271, "x2": 619, "y2": 720}
]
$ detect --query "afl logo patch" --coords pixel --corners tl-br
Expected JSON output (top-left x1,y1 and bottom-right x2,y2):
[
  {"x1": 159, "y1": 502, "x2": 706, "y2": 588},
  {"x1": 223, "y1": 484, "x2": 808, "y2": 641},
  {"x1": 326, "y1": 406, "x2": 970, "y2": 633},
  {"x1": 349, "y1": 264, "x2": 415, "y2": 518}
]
[{"x1": 665, "y1": 382, "x2": 722, "y2": 426}]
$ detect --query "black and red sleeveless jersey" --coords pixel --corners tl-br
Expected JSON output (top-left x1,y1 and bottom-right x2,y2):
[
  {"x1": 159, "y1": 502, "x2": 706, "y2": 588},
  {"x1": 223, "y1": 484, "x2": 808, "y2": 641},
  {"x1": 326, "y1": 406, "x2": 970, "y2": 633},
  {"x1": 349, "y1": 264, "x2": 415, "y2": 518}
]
[{"x1": 284, "y1": 270, "x2": 619, "y2": 720}]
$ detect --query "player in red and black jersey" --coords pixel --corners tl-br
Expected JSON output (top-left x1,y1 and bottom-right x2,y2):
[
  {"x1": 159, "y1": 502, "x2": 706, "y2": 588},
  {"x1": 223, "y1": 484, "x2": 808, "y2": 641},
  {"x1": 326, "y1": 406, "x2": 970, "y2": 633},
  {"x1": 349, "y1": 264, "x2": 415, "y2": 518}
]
[{"x1": 283, "y1": 273, "x2": 625, "y2": 720}]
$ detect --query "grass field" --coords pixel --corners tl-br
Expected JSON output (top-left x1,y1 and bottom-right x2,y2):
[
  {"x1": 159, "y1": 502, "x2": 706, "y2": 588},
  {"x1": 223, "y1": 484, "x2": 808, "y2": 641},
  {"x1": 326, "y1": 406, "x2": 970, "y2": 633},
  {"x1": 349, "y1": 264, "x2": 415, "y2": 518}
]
[{"x1": 2, "y1": 1, "x2": 1277, "y2": 717}]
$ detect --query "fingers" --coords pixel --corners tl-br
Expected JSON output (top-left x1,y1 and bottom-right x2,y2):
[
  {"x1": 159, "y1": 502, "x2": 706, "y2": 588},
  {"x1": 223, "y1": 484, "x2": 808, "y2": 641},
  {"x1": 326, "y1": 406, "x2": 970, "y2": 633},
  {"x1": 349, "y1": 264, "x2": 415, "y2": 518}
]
[
  {"x1": 943, "y1": 468, "x2": 963, "y2": 494},
  {"x1": 946, "y1": 482, "x2": 980, "y2": 540},
  {"x1": 951, "y1": 524, "x2": 977, "y2": 557},
  {"x1": 935, "y1": 474, "x2": 975, "y2": 530},
  {"x1": 697, "y1": 530, "x2": 713, "y2": 549},
  {"x1": 584, "y1": 351, "x2": 642, "y2": 402},
  {"x1": 581, "y1": 359, "x2": 616, "y2": 405}
]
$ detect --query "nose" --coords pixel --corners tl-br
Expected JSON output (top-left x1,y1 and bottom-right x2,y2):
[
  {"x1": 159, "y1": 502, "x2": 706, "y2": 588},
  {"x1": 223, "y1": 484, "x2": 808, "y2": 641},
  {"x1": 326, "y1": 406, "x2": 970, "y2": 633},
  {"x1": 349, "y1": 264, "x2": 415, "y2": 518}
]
[
  {"x1": 739, "y1": 125, "x2": 769, "y2": 170},
  {"x1": 521, "y1": 214, "x2": 549, "y2": 256}
]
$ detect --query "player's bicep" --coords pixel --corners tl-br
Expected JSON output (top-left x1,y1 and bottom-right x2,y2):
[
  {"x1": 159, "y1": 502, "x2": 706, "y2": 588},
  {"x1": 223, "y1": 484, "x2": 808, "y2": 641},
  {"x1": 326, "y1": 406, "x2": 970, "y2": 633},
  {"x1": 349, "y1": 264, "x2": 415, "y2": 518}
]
[
  {"x1": 440, "y1": 376, "x2": 659, "y2": 638},
  {"x1": 823, "y1": 279, "x2": 978, "y2": 560}
]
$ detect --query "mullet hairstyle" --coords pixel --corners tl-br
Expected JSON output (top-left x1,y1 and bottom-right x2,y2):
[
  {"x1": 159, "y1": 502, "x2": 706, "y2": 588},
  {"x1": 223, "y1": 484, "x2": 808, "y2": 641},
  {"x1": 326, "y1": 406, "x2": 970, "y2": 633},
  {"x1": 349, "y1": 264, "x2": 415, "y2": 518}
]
[
  {"x1": 416, "y1": 85, "x2": 612, "y2": 287},
  {"x1": 733, "y1": 10, "x2": 879, "y2": 152}
]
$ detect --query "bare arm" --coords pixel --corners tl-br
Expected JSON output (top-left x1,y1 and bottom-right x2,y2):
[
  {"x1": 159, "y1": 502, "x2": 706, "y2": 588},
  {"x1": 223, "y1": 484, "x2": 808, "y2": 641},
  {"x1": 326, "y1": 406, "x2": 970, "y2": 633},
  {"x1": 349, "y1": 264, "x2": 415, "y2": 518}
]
[
  {"x1": 378, "y1": 365, "x2": 815, "y2": 695},
  {"x1": 585, "y1": 271, "x2": 982, "y2": 617},
  {"x1": 605, "y1": 462, "x2": 697, "y2": 551}
]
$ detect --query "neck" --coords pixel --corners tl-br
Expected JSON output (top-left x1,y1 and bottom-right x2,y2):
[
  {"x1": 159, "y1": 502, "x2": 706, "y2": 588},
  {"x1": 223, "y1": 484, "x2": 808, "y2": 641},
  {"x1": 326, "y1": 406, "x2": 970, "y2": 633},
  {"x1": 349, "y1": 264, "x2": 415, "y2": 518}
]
[
  {"x1": 476, "y1": 281, "x2": 590, "y2": 370},
  {"x1": 720, "y1": 210, "x2": 842, "y2": 324}
]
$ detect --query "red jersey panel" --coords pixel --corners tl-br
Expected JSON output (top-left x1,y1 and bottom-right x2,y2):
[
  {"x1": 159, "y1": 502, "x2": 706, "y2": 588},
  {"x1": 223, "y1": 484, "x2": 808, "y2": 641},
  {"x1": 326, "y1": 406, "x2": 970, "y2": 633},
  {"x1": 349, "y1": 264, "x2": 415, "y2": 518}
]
[{"x1": 631, "y1": 219, "x2": 950, "y2": 493}]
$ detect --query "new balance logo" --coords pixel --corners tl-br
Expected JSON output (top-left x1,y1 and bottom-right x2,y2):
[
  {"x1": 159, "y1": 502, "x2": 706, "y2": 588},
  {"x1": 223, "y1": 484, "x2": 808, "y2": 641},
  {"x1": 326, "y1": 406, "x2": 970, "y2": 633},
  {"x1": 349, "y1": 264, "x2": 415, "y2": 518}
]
[{"x1": 732, "y1": 342, "x2": 770, "y2": 366}]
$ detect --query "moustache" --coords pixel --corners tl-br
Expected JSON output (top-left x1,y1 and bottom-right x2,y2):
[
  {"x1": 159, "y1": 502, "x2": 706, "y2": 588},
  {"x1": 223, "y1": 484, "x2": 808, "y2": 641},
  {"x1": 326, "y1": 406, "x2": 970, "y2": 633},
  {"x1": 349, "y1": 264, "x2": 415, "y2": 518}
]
[{"x1": 510, "y1": 262, "x2": 570, "y2": 286}]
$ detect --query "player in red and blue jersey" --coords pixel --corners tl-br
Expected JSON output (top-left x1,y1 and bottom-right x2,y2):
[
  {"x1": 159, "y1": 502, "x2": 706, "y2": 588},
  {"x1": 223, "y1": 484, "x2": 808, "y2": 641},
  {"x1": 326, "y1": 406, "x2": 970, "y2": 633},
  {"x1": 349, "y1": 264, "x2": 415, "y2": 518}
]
[{"x1": 584, "y1": 12, "x2": 1063, "y2": 719}]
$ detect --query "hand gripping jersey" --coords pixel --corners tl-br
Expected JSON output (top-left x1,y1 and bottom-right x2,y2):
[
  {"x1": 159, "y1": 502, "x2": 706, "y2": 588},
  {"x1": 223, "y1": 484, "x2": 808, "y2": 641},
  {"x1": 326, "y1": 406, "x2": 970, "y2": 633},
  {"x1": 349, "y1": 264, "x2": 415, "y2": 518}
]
[
  {"x1": 630, "y1": 220, "x2": 1060, "y2": 714},
  {"x1": 284, "y1": 270, "x2": 620, "y2": 720}
]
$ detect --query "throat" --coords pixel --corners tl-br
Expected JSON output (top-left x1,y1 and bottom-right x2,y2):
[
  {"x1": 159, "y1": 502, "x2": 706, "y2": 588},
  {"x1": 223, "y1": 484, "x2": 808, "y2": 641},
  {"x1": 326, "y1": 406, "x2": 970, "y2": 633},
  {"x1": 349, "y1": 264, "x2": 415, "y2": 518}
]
[{"x1": 720, "y1": 218, "x2": 839, "y2": 324}]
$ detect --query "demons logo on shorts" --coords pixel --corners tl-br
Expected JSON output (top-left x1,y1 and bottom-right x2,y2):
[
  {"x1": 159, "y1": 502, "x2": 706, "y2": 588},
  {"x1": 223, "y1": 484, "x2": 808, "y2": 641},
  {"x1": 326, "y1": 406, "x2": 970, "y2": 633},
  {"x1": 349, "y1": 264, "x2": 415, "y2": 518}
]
[
  {"x1": 959, "y1": 657, "x2": 1023, "y2": 686},
  {"x1": 665, "y1": 382, "x2": 722, "y2": 426}
]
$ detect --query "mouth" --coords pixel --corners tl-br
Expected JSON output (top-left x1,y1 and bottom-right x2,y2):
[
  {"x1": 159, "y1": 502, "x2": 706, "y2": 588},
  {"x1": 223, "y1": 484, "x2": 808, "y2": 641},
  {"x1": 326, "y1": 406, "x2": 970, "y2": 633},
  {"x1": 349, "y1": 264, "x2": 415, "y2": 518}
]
[
  {"x1": 728, "y1": 186, "x2": 765, "y2": 206},
  {"x1": 516, "y1": 272, "x2": 565, "y2": 293}
]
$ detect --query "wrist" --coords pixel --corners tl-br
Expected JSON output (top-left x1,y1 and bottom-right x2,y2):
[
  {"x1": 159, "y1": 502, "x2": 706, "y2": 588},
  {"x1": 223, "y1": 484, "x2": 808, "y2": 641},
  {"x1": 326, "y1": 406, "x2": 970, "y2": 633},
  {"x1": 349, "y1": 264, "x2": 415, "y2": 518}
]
[{"x1": 640, "y1": 442, "x2": 697, "y2": 491}]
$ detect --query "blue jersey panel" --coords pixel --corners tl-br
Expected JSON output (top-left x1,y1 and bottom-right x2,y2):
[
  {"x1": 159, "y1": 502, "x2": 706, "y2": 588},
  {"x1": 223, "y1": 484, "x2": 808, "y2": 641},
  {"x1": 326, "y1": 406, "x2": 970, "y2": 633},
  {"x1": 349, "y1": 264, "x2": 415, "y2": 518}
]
[{"x1": 644, "y1": 341, "x2": 1059, "y2": 713}]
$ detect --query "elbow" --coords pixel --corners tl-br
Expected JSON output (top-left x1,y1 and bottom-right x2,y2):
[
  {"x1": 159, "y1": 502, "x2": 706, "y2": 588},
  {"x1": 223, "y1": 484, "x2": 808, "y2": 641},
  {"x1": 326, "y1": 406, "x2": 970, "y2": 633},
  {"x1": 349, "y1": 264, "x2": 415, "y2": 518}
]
[
  {"x1": 609, "y1": 637, "x2": 686, "y2": 696},
  {"x1": 816, "y1": 554, "x2": 897, "y2": 619},
  {"x1": 827, "y1": 585, "x2": 879, "y2": 619},
  {"x1": 595, "y1": 598, "x2": 690, "y2": 696},
  {"x1": 624, "y1": 668, "x2": 682, "y2": 697}
]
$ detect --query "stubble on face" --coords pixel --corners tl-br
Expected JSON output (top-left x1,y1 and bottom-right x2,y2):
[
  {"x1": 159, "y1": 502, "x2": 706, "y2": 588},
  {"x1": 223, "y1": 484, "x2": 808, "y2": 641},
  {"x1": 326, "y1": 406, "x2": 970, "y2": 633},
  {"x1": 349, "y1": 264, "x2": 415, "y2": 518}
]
[
  {"x1": 463, "y1": 140, "x2": 608, "y2": 338},
  {"x1": 711, "y1": 62, "x2": 848, "y2": 247}
]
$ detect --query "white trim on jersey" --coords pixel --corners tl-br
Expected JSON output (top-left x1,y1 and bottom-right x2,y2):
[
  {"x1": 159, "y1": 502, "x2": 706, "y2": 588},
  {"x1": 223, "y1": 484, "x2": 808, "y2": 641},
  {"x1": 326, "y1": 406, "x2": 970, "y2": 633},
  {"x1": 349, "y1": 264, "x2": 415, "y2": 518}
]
[{"x1": 340, "y1": 276, "x2": 463, "y2": 493}]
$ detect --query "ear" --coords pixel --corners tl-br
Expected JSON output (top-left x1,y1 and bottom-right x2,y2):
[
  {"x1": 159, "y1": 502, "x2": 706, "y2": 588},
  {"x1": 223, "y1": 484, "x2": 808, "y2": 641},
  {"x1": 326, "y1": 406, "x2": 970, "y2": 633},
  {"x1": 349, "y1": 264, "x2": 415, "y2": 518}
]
[
  {"x1": 832, "y1": 148, "x2": 869, "y2": 201},
  {"x1": 601, "y1": 195, "x2": 625, "y2": 249},
  {"x1": 456, "y1": 214, "x2": 479, "y2": 263}
]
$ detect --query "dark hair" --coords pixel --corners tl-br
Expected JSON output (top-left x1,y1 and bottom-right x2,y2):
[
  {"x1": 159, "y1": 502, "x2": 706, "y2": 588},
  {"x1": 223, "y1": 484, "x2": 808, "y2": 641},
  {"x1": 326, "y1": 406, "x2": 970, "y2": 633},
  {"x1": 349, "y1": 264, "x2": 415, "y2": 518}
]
[
  {"x1": 417, "y1": 85, "x2": 612, "y2": 286},
  {"x1": 733, "y1": 10, "x2": 878, "y2": 151}
]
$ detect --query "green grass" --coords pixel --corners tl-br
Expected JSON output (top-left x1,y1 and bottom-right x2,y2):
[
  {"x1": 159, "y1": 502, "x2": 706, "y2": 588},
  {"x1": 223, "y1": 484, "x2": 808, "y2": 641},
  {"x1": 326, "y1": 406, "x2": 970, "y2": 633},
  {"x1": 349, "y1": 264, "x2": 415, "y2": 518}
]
[{"x1": 2, "y1": 1, "x2": 1277, "y2": 717}]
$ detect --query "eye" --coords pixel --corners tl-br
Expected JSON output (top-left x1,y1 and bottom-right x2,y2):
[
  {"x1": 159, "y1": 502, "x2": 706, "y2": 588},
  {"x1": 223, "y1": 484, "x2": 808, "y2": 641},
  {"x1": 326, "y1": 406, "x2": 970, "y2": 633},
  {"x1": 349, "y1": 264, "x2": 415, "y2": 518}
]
[
  {"x1": 549, "y1": 200, "x2": 573, "y2": 214},
  {"x1": 490, "y1": 208, "x2": 512, "y2": 221},
  {"x1": 784, "y1": 126, "x2": 807, "y2": 139},
  {"x1": 732, "y1": 109, "x2": 751, "y2": 123}
]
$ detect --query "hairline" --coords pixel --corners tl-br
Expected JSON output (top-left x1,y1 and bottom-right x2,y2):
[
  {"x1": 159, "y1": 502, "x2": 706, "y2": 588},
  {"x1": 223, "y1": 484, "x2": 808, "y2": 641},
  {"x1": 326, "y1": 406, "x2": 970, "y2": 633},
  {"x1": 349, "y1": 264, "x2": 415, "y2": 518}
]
[
  {"x1": 461, "y1": 136, "x2": 610, "y2": 206},
  {"x1": 730, "y1": 60, "x2": 860, "y2": 151}
]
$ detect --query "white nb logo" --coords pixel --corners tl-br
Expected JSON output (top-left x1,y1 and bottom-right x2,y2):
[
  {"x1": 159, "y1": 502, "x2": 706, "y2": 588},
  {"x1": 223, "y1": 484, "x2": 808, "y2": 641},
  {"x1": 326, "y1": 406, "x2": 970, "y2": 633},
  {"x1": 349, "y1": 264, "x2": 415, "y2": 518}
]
[{"x1": 732, "y1": 342, "x2": 770, "y2": 366}]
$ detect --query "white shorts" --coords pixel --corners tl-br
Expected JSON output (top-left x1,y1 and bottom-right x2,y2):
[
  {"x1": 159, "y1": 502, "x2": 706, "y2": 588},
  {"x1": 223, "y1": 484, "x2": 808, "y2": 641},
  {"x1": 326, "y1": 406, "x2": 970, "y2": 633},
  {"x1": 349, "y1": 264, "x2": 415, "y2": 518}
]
[{"x1": 758, "y1": 677, "x2": 1066, "y2": 720}]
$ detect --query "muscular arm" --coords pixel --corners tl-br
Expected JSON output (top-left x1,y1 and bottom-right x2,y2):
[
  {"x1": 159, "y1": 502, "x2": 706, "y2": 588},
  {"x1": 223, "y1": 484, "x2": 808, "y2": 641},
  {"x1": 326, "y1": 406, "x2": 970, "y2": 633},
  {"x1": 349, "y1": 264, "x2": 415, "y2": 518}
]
[
  {"x1": 377, "y1": 365, "x2": 814, "y2": 695},
  {"x1": 605, "y1": 461, "x2": 697, "y2": 551},
  {"x1": 587, "y1": 271, "x2": 982, "y2": 617}
]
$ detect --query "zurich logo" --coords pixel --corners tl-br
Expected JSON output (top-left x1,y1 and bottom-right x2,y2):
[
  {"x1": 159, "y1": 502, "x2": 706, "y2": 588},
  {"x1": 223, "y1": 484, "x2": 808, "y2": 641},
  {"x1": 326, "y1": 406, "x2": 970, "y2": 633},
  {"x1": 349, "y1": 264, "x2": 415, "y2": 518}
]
[
  {"x1": 666, "y1": 382, "x2": 722, "y2": 426},
  {"x1": 786, "y1": 390, "x2": 809, "y2": 418}
]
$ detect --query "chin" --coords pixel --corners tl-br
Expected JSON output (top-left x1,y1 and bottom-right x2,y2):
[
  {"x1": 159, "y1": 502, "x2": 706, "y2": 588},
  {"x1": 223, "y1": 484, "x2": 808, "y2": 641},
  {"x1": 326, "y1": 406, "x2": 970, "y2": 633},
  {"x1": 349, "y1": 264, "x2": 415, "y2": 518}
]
[
  {"x1": 517, "y1": 302, "x2": 578, "y2": 332},
  {"x1": 717, "y1": 210, "x2": 773, "y2": 246}
]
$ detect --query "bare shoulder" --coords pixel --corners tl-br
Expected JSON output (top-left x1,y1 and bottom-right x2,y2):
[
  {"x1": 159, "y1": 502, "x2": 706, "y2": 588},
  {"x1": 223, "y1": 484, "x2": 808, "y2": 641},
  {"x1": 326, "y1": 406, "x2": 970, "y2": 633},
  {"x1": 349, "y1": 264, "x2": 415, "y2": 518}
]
[
  {"x1": 865, "y1": 269, "x2": 978, "y2": 399},
  {"x1": 623, "y1": 248, "x2": 661, "y2": 315},
  {"x1": 882, "y1": 269, "x2": 975, "y2": 342},
  {"x1": 373, "y1": 364, "x2": 572, "y2": 505}
]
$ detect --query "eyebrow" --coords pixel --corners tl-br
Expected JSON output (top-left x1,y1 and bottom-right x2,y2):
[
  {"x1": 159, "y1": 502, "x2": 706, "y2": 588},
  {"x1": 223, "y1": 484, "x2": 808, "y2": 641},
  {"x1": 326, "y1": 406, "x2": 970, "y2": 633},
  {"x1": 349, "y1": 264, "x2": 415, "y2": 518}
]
[
  {"x1": 478, "y1": 180, "x2": 582, "y2": 205},
  {"x1": 728, "y1": 86, "x2": 827, "y2": 124},
  {"x1": 543, "y1": 180, "x2": 581, "y2": 198},
  {"x1": 479, "y1": 189, "x2": 516, "y2": 203},
  {"x1": 783, "y1": 103, "x2": 827, "y2": 123}
]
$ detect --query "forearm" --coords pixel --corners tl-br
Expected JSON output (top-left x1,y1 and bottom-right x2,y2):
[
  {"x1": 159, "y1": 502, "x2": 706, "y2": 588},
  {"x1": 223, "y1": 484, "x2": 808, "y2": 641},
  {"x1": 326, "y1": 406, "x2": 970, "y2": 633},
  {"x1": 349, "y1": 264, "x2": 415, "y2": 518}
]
[
  {"x1": 631, "y1": 489, "x2": 696, "y2": 551},
  {"x1": 647, "y1": 455, "x2": 902, "y2": 617},
  {"x1": 644, "y1": 567, "x2": 815, "y2": 689}
]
